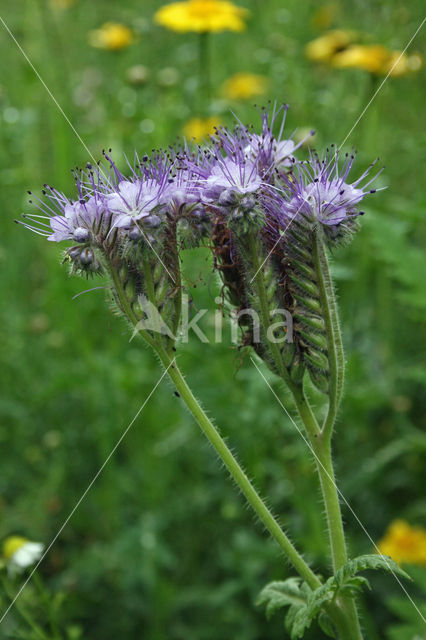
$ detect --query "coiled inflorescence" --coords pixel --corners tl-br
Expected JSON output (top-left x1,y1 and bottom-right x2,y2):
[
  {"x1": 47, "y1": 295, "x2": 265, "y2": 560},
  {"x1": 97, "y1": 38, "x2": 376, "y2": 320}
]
[{"x1": 20, "y1": 104, "x2": 382, "y2": 386}]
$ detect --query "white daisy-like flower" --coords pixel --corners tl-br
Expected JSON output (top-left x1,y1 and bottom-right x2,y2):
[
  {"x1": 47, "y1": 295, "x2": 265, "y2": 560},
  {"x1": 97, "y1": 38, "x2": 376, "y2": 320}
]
[{"x1": 2, "y1": 536, "x2": 44, "y2": 577}]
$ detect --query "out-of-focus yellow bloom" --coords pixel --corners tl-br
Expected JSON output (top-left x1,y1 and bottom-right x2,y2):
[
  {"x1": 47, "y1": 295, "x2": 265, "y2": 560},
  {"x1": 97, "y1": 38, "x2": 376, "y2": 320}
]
[
  {"x1": 305, "y1": 29, "x2": 357, "y2": 63},
  {"x1": 183, "y1": 116, "x2": 221, "y2": 141},
  {"x1": 88, "y1": 23, "x2": 134, "y2": 51},
  {"x1": 311, "y1": 3, "x2": 340, "y2": 31},
  {"x1": 383, "y1": 51, "x2": 423, "y2": 76},
  {"x1": 333, "y1": 44, "x2": 423, "y2": 76},
  {"x1": 377, "y1": 520, "x2": 426, "y2": 566},
  {"x1": 332, "y1": 44, "x2": 391, "y2": 73},
  {"x1": 221, "y1": 72, "x2": 268, "y2": 100},
  {"x1": 154, "y1": 0, "x2": 249, "y2": 34},
  {"x1": 50, "y1": 0, "x2": 76, "y2": 7}
]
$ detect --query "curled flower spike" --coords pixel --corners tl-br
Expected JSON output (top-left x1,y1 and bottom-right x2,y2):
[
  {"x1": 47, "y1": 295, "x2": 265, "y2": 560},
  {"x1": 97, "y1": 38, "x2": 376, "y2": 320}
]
[{"x1": 20, "y1": 104, "x2": 383, "y2": 387}]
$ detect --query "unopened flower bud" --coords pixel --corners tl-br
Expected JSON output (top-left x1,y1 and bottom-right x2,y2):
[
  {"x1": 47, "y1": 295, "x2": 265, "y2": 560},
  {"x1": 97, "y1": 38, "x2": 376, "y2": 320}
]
[
  {"x1": 67, "y1": 246, "x2": 83, "y2": 261},
  {"x1": 129, "y1": 225, "x2": 142, "y2": 241},
  {"x1": 144, "y1": 214, "x2": 162, "y2": 228},
  {"x1": 73, "y1": 227, "x2": 90, "y2": 242},
  {"x1": 218, "y1": 189, "x2": 238, "y2": 207},
  {"x1": 80, "y1": 247, "x2": 94, "y2": 265},
  {"x1": 240, "y1": 194, "x2": 256, "y2": 212}
]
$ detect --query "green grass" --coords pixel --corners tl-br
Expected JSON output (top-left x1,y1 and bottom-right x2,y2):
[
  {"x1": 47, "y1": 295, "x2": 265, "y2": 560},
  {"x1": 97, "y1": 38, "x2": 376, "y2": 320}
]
[{"x1": 0, "y1": 1, "x2": 425, "y2": 638}]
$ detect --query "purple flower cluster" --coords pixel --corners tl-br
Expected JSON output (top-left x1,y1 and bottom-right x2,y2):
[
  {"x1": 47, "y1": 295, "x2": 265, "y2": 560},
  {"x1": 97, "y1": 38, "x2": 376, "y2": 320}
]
[{"x1": 21, "y1": 105, "x2": 382, "y2": 260}]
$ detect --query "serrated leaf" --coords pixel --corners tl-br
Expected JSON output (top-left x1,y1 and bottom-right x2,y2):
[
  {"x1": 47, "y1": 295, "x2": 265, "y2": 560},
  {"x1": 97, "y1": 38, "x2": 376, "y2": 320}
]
[
  {"x1": 285, "y1": 602, "x2": 305, "y2": 634},
  {"x1": 335, "y1": 554, "x2": 412, "y2": 586},
  {"x1": 291, "y1": 578, "x2": 337, "y2": 639},
  {"x1": 339, "y1": 575, "x2": 371, "y2": 596},
  {"x1": 256, "y1": 578, "x2": 305, "y2": 620}
]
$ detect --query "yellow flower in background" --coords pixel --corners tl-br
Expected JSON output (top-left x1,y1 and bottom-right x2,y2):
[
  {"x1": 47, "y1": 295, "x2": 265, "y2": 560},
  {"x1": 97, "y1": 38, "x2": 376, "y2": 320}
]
[
  {"x1": 221, "y1": 72, "x2": 268, "y2": 100},
  {"x1": 183, "y1": 116, "x2": 221, "y2": 141},
  {"x1": 332, "y1": 44, "x2": 391, "y2": 73},
  {"x1": 383, "y1": 51, "x2": 423, "y2": 76},
  {"x1": 154, "y1": 0, "x2": 249, "y2": 34},
  {"x1": 310, "y1": 3, "x2": 340, "y2": 31},
  {"x1": 50, "y1": 0, "x2": 76, "y2": 7},
  {"x1": 377, "y1": 520, "x2": 426, "y2": 566},
  {"x1": 305, "y1": 29, "x2": 357, "y2": 63},
  {"x1": 333, "y1": 45, "x2": 423, "y2": 76},
  {"x1": 88, "y1": 23, "x2": 134, "y2": 51},
  {"x1": 2, "y1": 536, "x2": 44, "y2": 576}
]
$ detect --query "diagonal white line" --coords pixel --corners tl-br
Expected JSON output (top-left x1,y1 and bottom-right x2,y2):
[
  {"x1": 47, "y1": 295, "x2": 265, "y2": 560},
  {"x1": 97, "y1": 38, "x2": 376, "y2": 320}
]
[
  {"x1": 0, "y1": 360, "x2": 174, "y2": 626},
  {"x1": 0, "y1": 15, "x2": 97, "y2": 166},
  {"x1": 140, "y1": 229, "x2": 176, "y2": 283},
  {"x1": 250, "y1": 356, "x2": 425, "y2": 623},
  {"x1": 249, "y1": 196, "x2": 306, "y2": 284},
  {"x1": 339, "y1": 16, "x2": 426, "y2": 149},
  {"x1": 249, "y1": 15, "x2": 425, "y2": 284},
  {"x1": 1, "y1": 14, "x2": 176, "y2": 284}
]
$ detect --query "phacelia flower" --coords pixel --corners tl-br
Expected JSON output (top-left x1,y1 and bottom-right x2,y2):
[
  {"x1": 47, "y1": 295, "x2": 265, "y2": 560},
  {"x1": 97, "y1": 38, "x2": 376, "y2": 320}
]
[
  {"x1": 242, "y1": 105, "x2": 313, "y2": 177},
  {"x1": 21, "y1": 187, "x2": 107, "y2": 244},
  {"x1": 204, "y1": 156, "x2": 262, "y2": 201},
  {"x1": 377, "y1": 520, "x2": 426, "y2": 566},
  {"x1": 106, "y1": 179, "x2": 169, "y2": 229},
  {"x1": 88, "y1": 23, "x2": 134, "y2": 51},
  {"x1": 221, "y1": 72, "x2": 268, "y2": 101},
  {"x1": 278, "y1": 148, "x2": 382, "y2": 241},
  {"x1": 2, "y1": 536, "x2": 44, "y2": 577},
  {"x1": 154, "y1": 0, "x2": 249, "y2": 34}
]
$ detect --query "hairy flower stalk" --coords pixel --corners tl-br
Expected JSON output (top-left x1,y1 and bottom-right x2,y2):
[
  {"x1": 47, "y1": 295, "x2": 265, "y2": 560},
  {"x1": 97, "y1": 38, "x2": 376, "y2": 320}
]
[
  {"x1": 20, "y1": 104, "x2": 384, "y2": 639},
  {"x1": 19, "y1": 140, "x2": 323, "y2": 596}
]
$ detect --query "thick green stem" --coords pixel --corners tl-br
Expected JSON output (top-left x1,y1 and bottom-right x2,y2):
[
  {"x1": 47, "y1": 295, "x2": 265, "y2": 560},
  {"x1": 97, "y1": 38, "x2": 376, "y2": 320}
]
[
  {"x1": 109, "y1": 256, "x2": 320, "y2": 589},
  {"x1": 296, "y1": 402, "x2": 363, "y2": 638},
  {"x1": 1, "y1": 575, "x2": 49, "y2": 640},
  {"x1": 107, "y1": 262, "x2": 156, "y2": 349},
  {"x1": 294, "y1": 233, "x2": 363, "y2": 638},
  {"x1": 156, "y1": 344, "x2": 321, "y2": 591},
  {"x1": 312, "y1": 231, "x2": 345, "y2": 441}
]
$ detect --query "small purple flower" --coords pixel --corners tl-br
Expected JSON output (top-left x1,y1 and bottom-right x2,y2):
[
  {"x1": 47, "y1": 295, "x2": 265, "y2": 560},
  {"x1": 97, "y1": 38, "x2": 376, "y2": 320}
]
[
  {"x1": 242, "y1": 104, "x2": 314, "y2": 177},
  {"x1": 20, "y1": 187, "x2": 106, "y2": 244},
  {"x1": 280, "y1": 150, "x2": 383, "y2": 229},
  {"x1": 204, "y1": 157, "x2": 262, "y2": 201},
  {"x1": 106, "y1": 179, "x2": 168, "y2": 229}
]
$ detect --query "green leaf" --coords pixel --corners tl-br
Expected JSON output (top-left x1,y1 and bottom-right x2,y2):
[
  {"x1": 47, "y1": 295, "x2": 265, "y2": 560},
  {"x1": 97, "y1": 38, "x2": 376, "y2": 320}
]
[
  {"x1": 335, "y1": 554, "x2": 412, "y2": 586},
  {"x1": 339, "y1": 575, "x2": 371, "y2": 596},
  {"x1": 256, "y1": 578, "x2": 306, "y2": 620},
  {"x1": 291, "y1": 578, "x2": 337, "y2": 639},
  {"x1": 318, "y1": 611, "x2": 337, "y2": 638},
  {"x1": 258, "y1": 556, "x2": 411, "y2": 639}
]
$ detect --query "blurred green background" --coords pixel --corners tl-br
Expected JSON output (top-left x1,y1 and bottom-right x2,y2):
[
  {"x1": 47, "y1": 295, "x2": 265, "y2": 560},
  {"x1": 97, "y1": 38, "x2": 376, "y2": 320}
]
[{"x1": 0, "y1": 0, "x2": 425, "y2": 638}]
